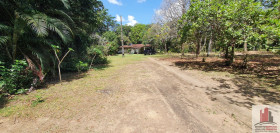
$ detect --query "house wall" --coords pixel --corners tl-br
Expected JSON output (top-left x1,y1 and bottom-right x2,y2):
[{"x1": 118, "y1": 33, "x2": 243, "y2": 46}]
[{"x1": 119, "y1": 47, "x2": 149, "y2": 54}]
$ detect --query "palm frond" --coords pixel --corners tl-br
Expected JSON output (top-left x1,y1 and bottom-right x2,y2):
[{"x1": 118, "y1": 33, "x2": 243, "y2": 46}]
[
  {"x1": 47, "y1": 9, "x2": 75, "y2": 26},
  {"x1": 19, "y1": 13, "x2": 49, "y2": 37},
  {"x1": 28, "y1": 45, "x2": 54, "y2": 73},
  {"x1": 21, "y1": 36, "x2": 55, "y2": 73},
  {"x1": 47, "y1": 18, "x2": 73, "y2": 43},
  {"x1": 0, "y1": 36, "x2": 9, "y2": 45},
  {"x1": 0, "y1": 23, "x2": 11, "y2": 31},
  {"x1": 59, "y1": 0, "x2": 70, "y2": 9},
  {"x1": 19, "y1": 13, "x2": 73, "y2": 43}
]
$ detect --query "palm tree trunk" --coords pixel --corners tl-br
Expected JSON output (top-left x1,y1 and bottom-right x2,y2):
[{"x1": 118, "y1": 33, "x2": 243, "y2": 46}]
[{"x1": 12, "y1": 12, "x2": 20, "y2": 61}]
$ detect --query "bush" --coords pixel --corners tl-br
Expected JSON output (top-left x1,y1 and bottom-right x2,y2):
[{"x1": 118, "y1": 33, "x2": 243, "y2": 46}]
[
  {"x1": 274, "y1": 49, "x2": 280, "y2": 55},
  {"x1": 0, "y1": 60, "x2": 33, "y2": 95},
  {"x1": 61, "y1": 59, "x2": 80, "y2": 72},
  {"x1": 76, "y1": 61, "x2": 89, "y2": 72},
  {"x1": 60, "y1": 59, "x2": 89, "y2": 72},
  {"x1": 92, "y1": 55, "x2": 108, "y2": 65}
]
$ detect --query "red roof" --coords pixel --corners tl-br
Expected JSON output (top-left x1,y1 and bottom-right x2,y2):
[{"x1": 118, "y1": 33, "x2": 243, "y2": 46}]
[{"x1": 120, "y1": 44, "x2": 151, "y2": 49}]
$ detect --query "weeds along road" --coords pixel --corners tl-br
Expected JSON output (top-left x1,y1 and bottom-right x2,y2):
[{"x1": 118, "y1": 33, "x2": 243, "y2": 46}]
[{"x1": 1, "y1": 55, "x2": 252, "y2": 132}]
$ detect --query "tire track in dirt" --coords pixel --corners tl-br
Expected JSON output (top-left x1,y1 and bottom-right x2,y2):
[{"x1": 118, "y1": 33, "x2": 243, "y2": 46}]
[{"x1": 144, "y1": 57, "x2": 251, "y2": 133}]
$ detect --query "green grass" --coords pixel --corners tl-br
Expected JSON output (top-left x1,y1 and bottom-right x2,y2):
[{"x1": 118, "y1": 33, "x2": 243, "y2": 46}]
[
  {"x1": 0, "y1": 54, "x2": 149, "y2": 118},
  {"x1": 109, "y1": 54, "x2": 148, "y2": 66}
]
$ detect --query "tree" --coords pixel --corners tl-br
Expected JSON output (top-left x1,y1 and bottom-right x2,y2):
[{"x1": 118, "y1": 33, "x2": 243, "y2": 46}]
[
  {"x1": 178, "y1": 0, "x2": 275, "y2": 65},
  {"x1": 154, "y1": 0, "x2": 191, "y2": 53},
  {"x1": 52, "y1": 45, "x2": 73, "y2": 82},
  {"x1": 0, "y1": 0, "x2": 112, "y2": 94},
  {"x1": 129, "y1": 24, "x2": 147, "y2": 44},
  {"x1": 0, "y1": 0, "x2": 73, "y2": 81}
]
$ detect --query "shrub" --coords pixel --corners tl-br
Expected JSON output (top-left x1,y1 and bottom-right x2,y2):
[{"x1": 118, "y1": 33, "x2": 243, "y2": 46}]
[
  {"x1": 60, "y1": 59, "x2": 80, "y2": 72},
  {"x1": 76, "y1": 61, "x2": 89, "y2": 72},
  {"x1": 0, "y1": 60, "x2": 33, "y2": 95},
  {"x1": 93, "y1": 55, "x2": 108, "y2": 65}
]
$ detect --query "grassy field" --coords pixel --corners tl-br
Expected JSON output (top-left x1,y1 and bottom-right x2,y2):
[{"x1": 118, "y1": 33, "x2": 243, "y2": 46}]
[{"x1": 0, "y1": 54, "x2": 150, "y2": 118}]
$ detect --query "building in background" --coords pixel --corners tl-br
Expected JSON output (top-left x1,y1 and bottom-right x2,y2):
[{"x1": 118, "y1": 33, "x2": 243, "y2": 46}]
[{"x1": 119, "y1": 44, "x2": 151, "y2": 54}]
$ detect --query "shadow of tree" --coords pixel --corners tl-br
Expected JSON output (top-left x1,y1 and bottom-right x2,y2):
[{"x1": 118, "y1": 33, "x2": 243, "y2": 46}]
[
  {"x1": 170, "y1": 55, "x2": 280, "y2": 109},
  {"x1": 46, "y1": 64, "x2": 110, "y2": 84},
  {"x1": 232, "y1": 76, "x2": 280, "y2": 104},
  {"x1": 0, "y1": 64, "x2": 111, "y2": 109},
  {"x1": 0, "y1": 96, "x2": 8, "y2": 109},
  {"x1": 173, "y1": 55, "x2": 280, "y2": 88}
]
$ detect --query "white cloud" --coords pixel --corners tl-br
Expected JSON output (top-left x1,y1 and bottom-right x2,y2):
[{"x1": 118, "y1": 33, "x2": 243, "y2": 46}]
[
  {"x1": 116, "y1": 15, "x2": 138, "y2": 26},
  {"x1": 108, "y1": 0, "x2": 122, "y2": 6},
  {"x1": 127, "y1": 15, "x2": 138, "y2": 26},
  {"x1": 137, "y1": 0, "x2": 146, "y2": 3},
  {"x1": 115, "y1": 14, "x2": 125, "y2": 22}
]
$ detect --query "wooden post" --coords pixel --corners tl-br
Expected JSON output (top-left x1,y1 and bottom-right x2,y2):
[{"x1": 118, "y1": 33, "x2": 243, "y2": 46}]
[{"x1": 121, "y1": 16, "x2": 124, "y2": 57}]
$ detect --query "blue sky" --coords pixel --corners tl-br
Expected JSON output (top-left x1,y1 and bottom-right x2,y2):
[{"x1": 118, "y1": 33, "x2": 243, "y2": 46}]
[{"x1": 100, "y1": 0, "x2": 162, "y2": 26}]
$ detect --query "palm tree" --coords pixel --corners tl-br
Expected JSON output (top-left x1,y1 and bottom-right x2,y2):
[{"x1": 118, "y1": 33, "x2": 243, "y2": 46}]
[{"x1": 0, "y1": 0, "x2": 72, "y2": 82}]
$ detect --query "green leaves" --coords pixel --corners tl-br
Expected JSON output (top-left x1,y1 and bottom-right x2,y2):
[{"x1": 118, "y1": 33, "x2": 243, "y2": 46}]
[
  {"x1": 129, "y1": 24, "x2": 148, "y2": 44},
  {"x1": 51, "y1": 44, "x2": 60, "y2": 49},
  {"x1": 0, "y1": 24, "x2": 10, "y2": 31},
  {"x1": 68, "y1": 48, "x2": 74, "y2": 51},
  {"x1": 0, "y1": 60, "x2": 33, "y2": 95},
  {"x1": 0, "y1": 36, "x2": 9, "y2": 45},
  {"x1": 19, "y1": 13, "x2": 72, "y2": 43},
  {"x1": 0, "y1": 0, "x2": 110, "y2": 94},
  {"x1": 178, "y1": 0, "x2": 279, "y2": 55},
  {"x1": 52, "y1": 44, "x2": 73, "y2": 52}
]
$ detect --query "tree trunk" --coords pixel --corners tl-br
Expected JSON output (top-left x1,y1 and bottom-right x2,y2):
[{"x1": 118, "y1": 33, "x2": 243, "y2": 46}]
[
  {"x1": 202, "y1": 36, "x2": 207, "y2": 52},
  {"x1": 207, "y1": 33, "x2": 212, "y2": 57},
  {"x1": 244, "y1": 36, "x2": 247, "y2": 52},
  {"x1": 199, "y1": 36, "x2": 207, "y2": 52},
  {"x1": 230, "y1": 44, "x2": 235, "y2": 65},
  {"x1": 5, "y1": 44, "x2": 12, "y2": 60},
  {"x1": 164, "y1": 40, "x2": 167, "y2": 53},
  {"x1": 12, "y1": 12, "x2": 20, "y2": 61},
  {"x1": 225, "y1": 44, "x2": 229, "y2": 59},
  {"x1": 54, "y1": 49, "x2": 72, "y2": 82},
  {"x1": 89, "y1": 54, "x2": 97, "y2": 69},
  {"x1": 58, "y1": 63, "x2": 62, "y2": 82},
  {"x1": 29, "y1": 78, "x2": 38, "y2": 93},
  {"x1": 181, "y1": 43, "x2": 185, "y2": 58},
  {"x1": 196, "y1": 38, "x2": 201, "y2": 58},
  {"x1": 244, "y1": 41, "x2": 247, "y2": 52}
]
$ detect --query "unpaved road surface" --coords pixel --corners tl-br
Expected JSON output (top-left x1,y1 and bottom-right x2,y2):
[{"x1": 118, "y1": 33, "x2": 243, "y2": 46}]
[{"x1": 1, "y1": 57, "x2": 256, "y2": 132}]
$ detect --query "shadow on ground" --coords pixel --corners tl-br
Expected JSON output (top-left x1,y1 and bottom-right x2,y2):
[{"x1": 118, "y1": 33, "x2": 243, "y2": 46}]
[
  {"x1": 0, "y1": 64, "x2": 110, "y2": 109},
  {"x1": 167, "y1": 54, "x2": 280, "y2": 109},
  {"x1": 46, "y1": 64, "x2": 110, "y2": 84},
  {"x1": 0, "y1": 96, "x2": 8, "y2": 109}
]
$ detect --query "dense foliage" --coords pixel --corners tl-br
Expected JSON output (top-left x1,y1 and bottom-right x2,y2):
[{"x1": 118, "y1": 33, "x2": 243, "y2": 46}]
[
  {"x1": 0, "y1": 0, "x2": 116, "y2": 95},
  {"x1": 178, "y1": 0, "x2": 280, "y2": 64}
]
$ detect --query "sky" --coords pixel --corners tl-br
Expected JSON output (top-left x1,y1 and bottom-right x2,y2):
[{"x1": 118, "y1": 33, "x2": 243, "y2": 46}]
[{"x1": 100, "y1": 0, "x2": 163, "y2": 26}]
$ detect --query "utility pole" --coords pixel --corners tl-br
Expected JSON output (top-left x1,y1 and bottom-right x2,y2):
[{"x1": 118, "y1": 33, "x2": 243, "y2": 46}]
[{"x1": 121, "y1": 16, "x2": 124, "y2": 57}]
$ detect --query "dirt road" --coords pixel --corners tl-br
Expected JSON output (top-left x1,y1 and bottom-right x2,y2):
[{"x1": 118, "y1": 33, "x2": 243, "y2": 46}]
[{"x1": 1, "y1": 57, "x2": 254, "y2": 132}]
